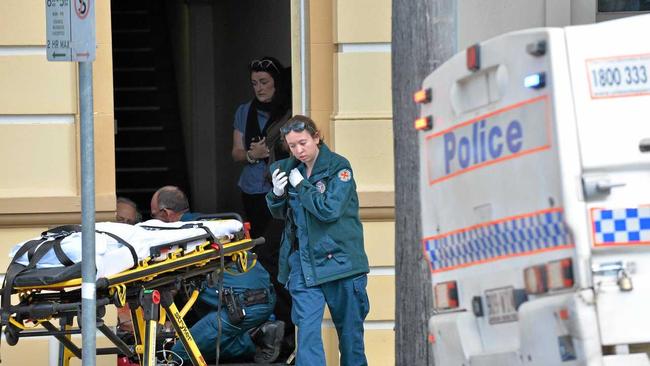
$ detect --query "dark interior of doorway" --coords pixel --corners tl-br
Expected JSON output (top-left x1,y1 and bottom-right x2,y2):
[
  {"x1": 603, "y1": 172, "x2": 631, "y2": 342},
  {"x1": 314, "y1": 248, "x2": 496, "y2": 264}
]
[
  {"x1": 111, "y1": 0, "x2": 291, "y2": 220},
  {"x1": 111, "y1": 0, "x2": 189, "y2": 218}
]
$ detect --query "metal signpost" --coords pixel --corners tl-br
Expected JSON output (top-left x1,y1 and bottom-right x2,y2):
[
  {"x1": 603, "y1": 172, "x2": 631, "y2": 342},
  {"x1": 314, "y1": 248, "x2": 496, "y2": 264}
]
[{"x1": 46, "y1": 0, "x2": 97, "y2": 364}]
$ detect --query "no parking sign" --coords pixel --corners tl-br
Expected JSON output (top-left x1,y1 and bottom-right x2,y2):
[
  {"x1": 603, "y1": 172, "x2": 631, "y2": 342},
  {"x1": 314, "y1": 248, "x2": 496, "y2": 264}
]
[{"x1": 46, "y1": 0, "x2": 96, "y2": 62}]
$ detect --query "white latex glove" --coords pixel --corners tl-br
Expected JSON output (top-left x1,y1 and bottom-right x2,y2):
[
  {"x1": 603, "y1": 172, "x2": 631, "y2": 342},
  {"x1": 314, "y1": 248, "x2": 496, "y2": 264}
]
[
  {"x1": 272, "y1": 168, "x2": 288, "y2": 196},
  {"x1": 289, "y1": 168, "x2": 304, "y2": 187}
]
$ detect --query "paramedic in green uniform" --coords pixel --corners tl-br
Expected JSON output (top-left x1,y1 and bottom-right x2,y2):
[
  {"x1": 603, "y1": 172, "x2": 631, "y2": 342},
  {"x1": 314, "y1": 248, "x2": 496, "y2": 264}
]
[{"x1": 265, "y1": 115, "x2": 370, "y2": 365}]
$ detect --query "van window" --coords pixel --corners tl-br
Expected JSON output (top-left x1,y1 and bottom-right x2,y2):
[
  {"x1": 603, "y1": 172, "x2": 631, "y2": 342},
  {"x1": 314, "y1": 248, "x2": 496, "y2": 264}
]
[{"x1": 598, "y1": 0, "x2": 650, "y2": 12}]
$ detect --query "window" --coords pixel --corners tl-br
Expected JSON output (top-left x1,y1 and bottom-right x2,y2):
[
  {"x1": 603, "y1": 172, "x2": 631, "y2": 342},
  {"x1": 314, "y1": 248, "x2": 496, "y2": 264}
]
[{"x1": 598, "y1": 0, "x2": 650, "y2": 11}]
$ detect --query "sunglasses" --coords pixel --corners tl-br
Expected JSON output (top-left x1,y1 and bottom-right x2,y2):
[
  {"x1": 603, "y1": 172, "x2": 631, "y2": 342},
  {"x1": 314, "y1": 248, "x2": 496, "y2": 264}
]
[
  {"x1": 280, "y1": 121, "x2": 315, "y2": 136},
  {"x1": 250, "y1": 59, "x2": 280, "y2": 73}
]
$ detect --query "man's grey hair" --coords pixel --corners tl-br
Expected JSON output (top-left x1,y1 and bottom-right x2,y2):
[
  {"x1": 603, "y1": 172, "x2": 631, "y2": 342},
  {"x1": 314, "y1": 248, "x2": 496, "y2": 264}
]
[
  {"x1": 117, "y1": 196, "x2": 143, "y2": 223},
  {"x1": 156, "y1": 186, "x2": 190, "y2": 213}
]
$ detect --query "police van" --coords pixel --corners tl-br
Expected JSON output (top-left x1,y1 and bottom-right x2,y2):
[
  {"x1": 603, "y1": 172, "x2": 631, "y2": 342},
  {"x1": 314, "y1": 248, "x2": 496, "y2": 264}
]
[{"x1": 414, "y1": 14, "x2": 650, "y2": 366}]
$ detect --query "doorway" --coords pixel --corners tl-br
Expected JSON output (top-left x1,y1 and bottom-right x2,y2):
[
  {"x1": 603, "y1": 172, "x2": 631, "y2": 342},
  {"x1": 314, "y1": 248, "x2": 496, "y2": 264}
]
[{"x1": 111, "y1": 0, "x2": 292, "y2": 218}]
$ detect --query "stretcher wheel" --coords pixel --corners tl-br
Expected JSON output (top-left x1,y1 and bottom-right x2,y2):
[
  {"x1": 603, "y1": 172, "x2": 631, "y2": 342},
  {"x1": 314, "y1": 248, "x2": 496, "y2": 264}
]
[
  {"x1": 97, "y1": 305, "x2": 106, "y2": 319},
  {"x1": 77, "y1": 305, "x2": 107, "y2": 331},
  {"x1": 113, "y1": 290, "x2": 125, "y2": 307},
  {"x1": 4, "y1": 325, "x2": 19, "y2": 346},
  {"x1": 112, "y1": 284, "x2": 127, "y2": 308}
]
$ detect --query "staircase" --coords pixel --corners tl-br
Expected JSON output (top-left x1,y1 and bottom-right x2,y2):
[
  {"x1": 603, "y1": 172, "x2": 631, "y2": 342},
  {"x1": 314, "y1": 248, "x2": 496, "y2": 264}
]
[{"x1": 111, "y1": 0, "x2": 188, "y2": 218}]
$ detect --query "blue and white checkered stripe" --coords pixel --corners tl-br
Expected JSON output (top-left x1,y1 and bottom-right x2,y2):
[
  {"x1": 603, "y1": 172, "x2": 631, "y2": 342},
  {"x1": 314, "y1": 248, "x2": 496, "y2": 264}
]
[
  {"x1": 424, "y1": 210, "x2": 572, "y2": 272},
  {"x1": 592, "y1": 207, "x2": 650, "y2": 245}
]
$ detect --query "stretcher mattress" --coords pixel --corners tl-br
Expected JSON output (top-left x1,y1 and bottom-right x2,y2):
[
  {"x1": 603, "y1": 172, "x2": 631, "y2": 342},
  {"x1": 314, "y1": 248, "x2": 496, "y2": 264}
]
[{"x1": 8, "y1": 219, "x2": 243, "y2": 280}]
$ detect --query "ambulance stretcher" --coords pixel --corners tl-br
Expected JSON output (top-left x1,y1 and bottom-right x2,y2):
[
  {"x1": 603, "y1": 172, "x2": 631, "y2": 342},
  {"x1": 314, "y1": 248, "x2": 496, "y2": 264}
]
[{"x1": 0, "y1": 214, "x2": 264, "y2": 366}]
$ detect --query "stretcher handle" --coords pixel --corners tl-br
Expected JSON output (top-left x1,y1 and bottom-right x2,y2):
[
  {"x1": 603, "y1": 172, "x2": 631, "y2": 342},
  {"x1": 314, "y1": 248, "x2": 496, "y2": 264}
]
[
  {"x1": 250, "y1": 237, "x2": 266, "y2": 247},
  {"x1": 195, "y1": 212, "x2": 244, "y2": 223}
]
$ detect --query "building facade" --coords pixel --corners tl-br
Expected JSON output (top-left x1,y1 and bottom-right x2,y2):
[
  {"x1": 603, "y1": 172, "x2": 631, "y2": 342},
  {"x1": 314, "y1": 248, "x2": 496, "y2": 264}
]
[
  {"x1": 1, "y1": 0, "x2": 647, "y2": 364},
  {"x1": 0, "y1": 1, "x2": 116, "y2": 364}
]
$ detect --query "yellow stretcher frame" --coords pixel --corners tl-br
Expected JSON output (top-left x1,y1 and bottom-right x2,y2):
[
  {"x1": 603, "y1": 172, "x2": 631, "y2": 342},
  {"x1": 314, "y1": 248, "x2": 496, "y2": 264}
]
[{"x1": 1, "y1": 234, "x2": 263, "y2": 366}]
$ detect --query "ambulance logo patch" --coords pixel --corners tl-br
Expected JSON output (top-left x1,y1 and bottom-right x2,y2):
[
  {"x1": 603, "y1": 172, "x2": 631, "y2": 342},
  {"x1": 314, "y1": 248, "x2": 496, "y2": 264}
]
[
  {"x1": 338, "y1": 169, "x2": 351, "y2": 182},
  {"x1": 316, "y1": 181, "x2": 326, "y2": 193}
]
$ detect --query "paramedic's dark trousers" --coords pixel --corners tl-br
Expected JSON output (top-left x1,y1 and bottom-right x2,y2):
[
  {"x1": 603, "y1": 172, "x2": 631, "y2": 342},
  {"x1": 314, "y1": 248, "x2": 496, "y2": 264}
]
[
  {"x1": 170, "y1": 293, "x2": 275, "y2": 362},
  {"x1": 287, "y1": 251, "x2": 370, "y2": 366}
]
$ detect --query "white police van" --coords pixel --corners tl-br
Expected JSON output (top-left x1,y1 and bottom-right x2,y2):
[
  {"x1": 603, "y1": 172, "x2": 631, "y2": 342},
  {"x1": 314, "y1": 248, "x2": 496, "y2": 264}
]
[{"x1": 415, "y1": 14, "x2": 650, "y2": 366}]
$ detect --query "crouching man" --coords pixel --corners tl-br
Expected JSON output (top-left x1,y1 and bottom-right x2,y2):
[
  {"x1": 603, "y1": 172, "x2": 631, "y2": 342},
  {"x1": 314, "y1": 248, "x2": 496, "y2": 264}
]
[{"x1": 152, "y1": 186, "x2": 284, "y2": 363}]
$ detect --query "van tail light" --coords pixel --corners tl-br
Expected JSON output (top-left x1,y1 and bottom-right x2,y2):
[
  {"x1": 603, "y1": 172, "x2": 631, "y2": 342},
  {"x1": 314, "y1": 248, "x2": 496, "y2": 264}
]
[
  {"x1": 546, "y1": 258, "x2": 574, "y2": 290},
  {"x1": 413, "y1": 88, "x2": 432, "y2": 104},
  {"x1": 434, "y1": 281, "x2": 459, "y2": 310},
  {"x1": 414, "y1": 116, "x2": 433, "y2": 131},
  {"x1": 466, "y1": 44, "x2": 480, "y2": 71},
  {"x1": 524, "y1": 265, "x2": 547, "y2": 294},
  {"x1": 243, "y1": 222, "x2": 252, "y2": 239},
  {"x1": 523, "y1": 258, "x2": 574, "y2": 295}
]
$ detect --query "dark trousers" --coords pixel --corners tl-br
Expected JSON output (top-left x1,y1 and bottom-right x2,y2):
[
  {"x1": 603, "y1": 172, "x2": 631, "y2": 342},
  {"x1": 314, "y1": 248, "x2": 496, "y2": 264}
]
[{"x1": 241, "y1": 192, "x2": 295, "y2": 348}]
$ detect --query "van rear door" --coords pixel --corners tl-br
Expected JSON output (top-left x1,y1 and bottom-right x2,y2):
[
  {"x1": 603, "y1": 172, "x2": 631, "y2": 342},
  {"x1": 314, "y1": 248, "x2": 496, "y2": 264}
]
[{"x1": 565, "y1": 14, "x2": 650, "y2": 346}]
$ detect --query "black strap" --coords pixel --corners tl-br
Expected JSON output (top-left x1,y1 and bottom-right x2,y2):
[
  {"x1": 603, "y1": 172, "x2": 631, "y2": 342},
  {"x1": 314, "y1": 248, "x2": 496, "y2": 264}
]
[
  {"x1": 0, "y1": 231, "x2": 72, "y2": 353},
  {"x1": 1, "y1": 223, "x2": 213, "y2": 325},
  {"x1": 26, "y1": 240, "x2": 59, "y2": 271},
  {"x1": 95, "y1": 230, "x2": 138, "y2": 269},
  {"x1": 193, "y1": 224, "x2": 217, "y2": 242},
  {"x1": 52, "y1": 240, "x2": 74, "y2": 266},
  {"x1": 9, "y1": 238, "x2": 48, "y2": 271},
  {"x1": 42, "y1": 225, "x2": 81, "y2": 237},
  {"x1": 2, "y1": 225, "x2": 81, "y2": 321},
  {"x1": 23, "y1": 224, "x2": 81, "y2": 270},
  {"x1": 1, "y1": 224, "x2": 117, "y2": 324},
  {"x1": 140, "y1": 223, "x2": 217, "y2": 243},
  {"x1": 139, "y1": 223, "x2": 204, "y2": 230},
  {"x1": 1, "y1": 237, "x2": 55, "y2": 324},
  {"x1": 26, "y1": 242, "x2": 39, "y2": 263}
]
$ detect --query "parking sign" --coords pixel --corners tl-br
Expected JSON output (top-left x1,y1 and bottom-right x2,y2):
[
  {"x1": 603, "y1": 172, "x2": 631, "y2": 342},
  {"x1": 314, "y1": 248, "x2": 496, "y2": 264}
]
[{"x1": 46, "y1": 0, "x2": 96, "y2": 62}]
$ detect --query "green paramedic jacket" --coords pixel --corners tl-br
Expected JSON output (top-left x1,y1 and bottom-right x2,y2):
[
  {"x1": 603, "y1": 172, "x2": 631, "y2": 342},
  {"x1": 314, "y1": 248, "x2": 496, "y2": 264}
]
[{"x1": 266, "y1": 144, "x2": 369, "y2": 287}]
